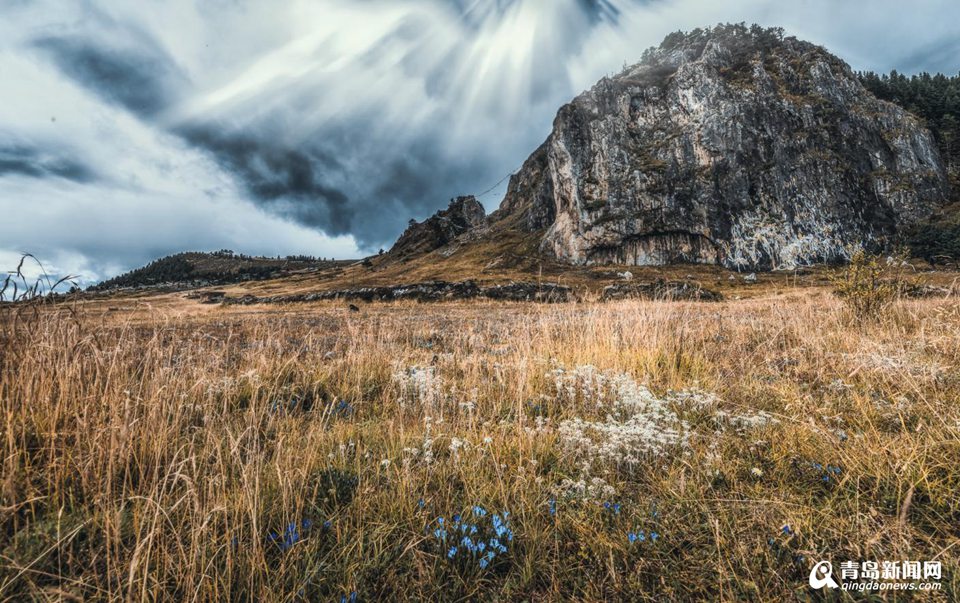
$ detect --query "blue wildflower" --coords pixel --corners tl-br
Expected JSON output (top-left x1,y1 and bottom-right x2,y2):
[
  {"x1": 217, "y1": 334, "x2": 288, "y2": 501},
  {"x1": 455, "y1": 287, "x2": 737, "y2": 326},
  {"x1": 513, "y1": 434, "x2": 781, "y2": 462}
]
[
  {"x1": 548, "y1": 498, "x2": 557, "y2": 516},
  {"x1": 650, "y1": 531, "x2": 659, "y2": 542},
  {"x1": 447, "y1": 546, "x2": 458, "y2": 559},
  {"x1": 781, "y1": 524, "x2": 793, "y2": 536}
]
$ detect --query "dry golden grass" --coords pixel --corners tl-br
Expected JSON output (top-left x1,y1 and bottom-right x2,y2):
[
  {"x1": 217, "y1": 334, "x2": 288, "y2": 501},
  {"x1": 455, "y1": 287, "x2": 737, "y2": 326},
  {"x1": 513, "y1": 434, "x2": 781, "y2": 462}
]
[{"x1": 1, "y1": 290, "x2": 959, "y2": 601}]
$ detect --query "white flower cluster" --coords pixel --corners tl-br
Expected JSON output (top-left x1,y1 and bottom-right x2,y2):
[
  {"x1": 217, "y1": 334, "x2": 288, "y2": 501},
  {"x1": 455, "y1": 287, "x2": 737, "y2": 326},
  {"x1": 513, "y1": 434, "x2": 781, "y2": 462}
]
[
  {"x1": 670, "y1": 388, "x2": 778, "y2": 431},
  {"x1": 553, "y1": 367, "x2": 690, "y2": 468},
  {"x1": 716, "y1": 409, "x2": 777, "y2": 430},
  {"x1": 402, "y1": 434, "x2": 435, "y2": 466},
  {"x1": 554, "y1": 476, "x2": 617, "y2": 501},
  {"x1": 393, "y1": 365, "x2": 443, "y2": 409},
  {"x1": 448, "y1": 437, "x2": 469, "y2": 456},
  {"x1": 549, "y1": 365, "x2": 610, "y2": 408}
]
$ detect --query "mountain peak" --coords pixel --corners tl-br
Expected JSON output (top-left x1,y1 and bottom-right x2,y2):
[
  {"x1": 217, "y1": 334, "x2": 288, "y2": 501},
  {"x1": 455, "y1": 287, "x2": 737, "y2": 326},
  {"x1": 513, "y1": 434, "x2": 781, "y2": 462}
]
[{"x1": 493, "y1": 25, "x2": 949, "y2": 270}]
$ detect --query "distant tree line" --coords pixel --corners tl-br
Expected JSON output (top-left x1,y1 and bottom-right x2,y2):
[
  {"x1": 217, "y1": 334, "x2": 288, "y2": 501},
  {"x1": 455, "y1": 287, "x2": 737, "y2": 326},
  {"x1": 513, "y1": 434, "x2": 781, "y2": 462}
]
[
  {"x1": 90, "y1": 255, "x2": 197, "y2": 290},
  {"x1": 89, "y1": 252, "x2": 337, "y2": 291}
]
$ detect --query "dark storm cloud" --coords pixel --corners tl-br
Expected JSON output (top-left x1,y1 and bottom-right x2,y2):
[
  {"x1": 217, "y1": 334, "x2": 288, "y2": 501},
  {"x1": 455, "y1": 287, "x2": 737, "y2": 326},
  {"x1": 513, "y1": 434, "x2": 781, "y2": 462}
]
[
  {"x1": 0, "y1": 143, "x2": 97, "y2": 183},
  {"x1": 28, "y1": 28, "x2": 365, "y2": 239},
  {"x1": 177, "y1": 125, "x2": 355, "y2": 234},
  {"x1": 23, "y1": 15, "x2": 499, "y2": 249},
  {"x1": 32, "y1": 34, "x2": 183, "y2": 118}
]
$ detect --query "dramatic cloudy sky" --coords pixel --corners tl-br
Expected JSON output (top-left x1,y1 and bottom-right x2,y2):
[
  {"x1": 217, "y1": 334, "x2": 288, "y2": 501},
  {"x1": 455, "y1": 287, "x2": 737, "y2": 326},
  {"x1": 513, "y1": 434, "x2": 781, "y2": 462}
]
[{"x1": 2, "y1": 0, "x2": 959, "y2": 284}]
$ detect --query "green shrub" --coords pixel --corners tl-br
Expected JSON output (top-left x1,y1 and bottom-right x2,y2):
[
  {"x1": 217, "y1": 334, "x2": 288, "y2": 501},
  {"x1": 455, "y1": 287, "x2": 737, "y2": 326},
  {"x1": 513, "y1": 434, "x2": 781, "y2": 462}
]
[{"x1": 831, "y1": 249, "x2": 905, "y2": 321}]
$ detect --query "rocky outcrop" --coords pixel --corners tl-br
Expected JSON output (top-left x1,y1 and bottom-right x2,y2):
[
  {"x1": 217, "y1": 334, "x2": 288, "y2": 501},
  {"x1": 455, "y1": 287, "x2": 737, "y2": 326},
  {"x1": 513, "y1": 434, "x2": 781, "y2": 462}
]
[
  {"x1": 495, "y1": 25, "x2": 950, "y2": 270},
  {"x1": 391, "y1": 196, "x2": 486, "y2": 257},
  {"x1": 213, "y1": 281, "x2": 571, "y2": 305},
  {"x1": 601, "y1": 280, "x2": 723, "y2": 302}
]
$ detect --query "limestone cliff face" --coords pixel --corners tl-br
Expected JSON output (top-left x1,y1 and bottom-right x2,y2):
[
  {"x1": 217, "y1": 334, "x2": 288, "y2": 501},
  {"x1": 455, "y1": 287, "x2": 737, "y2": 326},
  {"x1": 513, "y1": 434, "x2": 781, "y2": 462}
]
[{"x1": 496, "y1": 25, "x2": 949, "y2": 270}]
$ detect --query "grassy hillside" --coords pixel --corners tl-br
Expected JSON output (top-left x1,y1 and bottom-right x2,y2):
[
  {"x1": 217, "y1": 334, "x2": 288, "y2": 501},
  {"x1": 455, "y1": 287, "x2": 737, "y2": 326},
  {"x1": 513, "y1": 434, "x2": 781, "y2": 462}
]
[{"x1": 89, "y1": 251, "x2": 352, "y2": 291}]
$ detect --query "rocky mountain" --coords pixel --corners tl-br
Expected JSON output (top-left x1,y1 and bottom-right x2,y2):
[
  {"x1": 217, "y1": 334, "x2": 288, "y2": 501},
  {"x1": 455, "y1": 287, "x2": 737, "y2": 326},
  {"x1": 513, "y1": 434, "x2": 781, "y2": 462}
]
[
  {"x1": 492, "y1": 24, "x2": 950, "y2": 270},
  {"x1": 390, "y1": 196, "x2": 487, "y2": 258}
]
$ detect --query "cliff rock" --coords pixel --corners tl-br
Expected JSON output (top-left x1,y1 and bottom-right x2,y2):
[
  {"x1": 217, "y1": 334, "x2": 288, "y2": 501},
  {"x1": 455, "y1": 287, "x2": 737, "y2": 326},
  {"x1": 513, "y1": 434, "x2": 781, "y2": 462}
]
[
  {"x1": 495, "y1": 25, "x2": 949, "y2": 269},
  {"x1": 391, "y1": 196, "x2": 487, "y2": 257}
]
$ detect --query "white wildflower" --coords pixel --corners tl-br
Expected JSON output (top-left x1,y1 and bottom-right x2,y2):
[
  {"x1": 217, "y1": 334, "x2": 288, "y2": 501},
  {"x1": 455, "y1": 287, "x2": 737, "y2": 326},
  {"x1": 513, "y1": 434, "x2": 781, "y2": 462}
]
[
  {"x1": 393, "y1": 365, "x2": 443, "y2": 409},
  {"x1": 449, "y1": 437, "x2": 468, "y2": 455},
  {"x1": 555, "y1": 476, "x2": 617, "y2": 501},
  {"x1": 555, "y1": 368, "x2": 690, "y2": 468}
]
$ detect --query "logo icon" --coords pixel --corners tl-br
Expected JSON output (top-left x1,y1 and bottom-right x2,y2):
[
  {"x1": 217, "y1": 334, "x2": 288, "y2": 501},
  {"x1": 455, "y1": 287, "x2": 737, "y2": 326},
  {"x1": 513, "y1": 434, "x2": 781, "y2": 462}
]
[{"x1": 810, "y1": 561, "x2": 840, "y2": 589}]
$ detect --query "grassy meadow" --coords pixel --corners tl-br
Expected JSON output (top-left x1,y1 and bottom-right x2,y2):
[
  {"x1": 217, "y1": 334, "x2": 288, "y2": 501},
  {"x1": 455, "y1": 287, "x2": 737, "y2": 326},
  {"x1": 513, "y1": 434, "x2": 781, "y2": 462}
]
[{"x1": 1, "y1": 285, "x2": 959, "y2": 601}]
